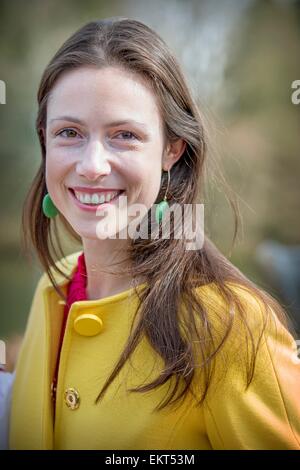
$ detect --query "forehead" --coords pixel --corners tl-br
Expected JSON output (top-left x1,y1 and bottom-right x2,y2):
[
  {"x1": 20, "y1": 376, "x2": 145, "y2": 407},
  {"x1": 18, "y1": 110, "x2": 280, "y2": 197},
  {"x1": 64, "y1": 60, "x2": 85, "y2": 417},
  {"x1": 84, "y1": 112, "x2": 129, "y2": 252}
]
[{"x1": 47, "y1": 66, "x2": 162, "y2": 127}]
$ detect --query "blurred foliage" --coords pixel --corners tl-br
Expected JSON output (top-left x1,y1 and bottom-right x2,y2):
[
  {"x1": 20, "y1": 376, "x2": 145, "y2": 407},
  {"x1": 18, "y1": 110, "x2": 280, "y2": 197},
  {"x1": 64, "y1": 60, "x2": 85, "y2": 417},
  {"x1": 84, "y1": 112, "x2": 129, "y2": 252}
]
[
  {"x1": 205, "y1": 0, "x2": 300, "y2": 266},
  {"x1": 0, "y1": 0, "x2": 299, "y2": 337}
]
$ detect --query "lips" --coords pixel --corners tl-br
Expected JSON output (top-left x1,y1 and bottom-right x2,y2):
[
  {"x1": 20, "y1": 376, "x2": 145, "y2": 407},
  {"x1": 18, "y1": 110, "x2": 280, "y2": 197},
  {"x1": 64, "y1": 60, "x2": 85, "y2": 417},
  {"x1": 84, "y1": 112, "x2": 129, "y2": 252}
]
[
  {"x1": 68, "y1": 188, "x2": 125, "y2": 212},
  {"x1": 70, "y1": 186, "x2": 125, "y2": 194}
]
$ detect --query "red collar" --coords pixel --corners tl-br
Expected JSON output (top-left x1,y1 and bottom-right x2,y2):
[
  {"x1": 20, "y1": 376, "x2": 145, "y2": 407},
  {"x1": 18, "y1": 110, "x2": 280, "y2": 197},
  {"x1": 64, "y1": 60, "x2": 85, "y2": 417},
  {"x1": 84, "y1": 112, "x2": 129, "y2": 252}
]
[{"x1": 65, "y1": 252, "x2": 88, "y2": 307}]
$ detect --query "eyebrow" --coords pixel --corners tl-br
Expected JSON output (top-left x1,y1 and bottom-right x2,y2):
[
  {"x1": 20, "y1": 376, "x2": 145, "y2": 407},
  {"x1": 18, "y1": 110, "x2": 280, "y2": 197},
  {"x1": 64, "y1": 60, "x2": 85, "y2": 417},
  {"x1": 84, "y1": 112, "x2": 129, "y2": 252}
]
[{"x1": 49, "y1": 116, "x2": 149, "y2": 131}]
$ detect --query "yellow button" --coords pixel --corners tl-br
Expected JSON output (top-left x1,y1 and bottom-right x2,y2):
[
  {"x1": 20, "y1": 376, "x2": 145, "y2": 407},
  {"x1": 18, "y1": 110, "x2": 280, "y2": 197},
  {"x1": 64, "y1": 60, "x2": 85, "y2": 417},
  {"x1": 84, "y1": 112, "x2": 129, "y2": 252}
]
[
  {"x1": 73, "y1": 313, "x2": 103, "y2": 336},
  {"x1": 64, "y1": 387, "x2": 80, "y2": 410}
]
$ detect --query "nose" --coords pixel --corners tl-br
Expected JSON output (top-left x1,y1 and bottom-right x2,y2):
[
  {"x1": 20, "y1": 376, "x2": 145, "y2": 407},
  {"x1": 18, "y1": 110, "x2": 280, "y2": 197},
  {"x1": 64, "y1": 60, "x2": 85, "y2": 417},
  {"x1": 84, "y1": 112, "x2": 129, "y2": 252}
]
[{"x1": 76, "y1": 140, "x2": 111, "y2": 181}]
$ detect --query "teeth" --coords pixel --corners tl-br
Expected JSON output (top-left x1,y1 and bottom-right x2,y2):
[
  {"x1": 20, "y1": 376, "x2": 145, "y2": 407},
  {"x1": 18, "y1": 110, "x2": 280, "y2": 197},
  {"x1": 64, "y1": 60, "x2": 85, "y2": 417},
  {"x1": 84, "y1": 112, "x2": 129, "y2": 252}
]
[
  {"x1": 91, "y1": 194, "x2": 99, "y2": 204},
  {"x1": 73, "y1": 190, "x2": 121, "y2": 205}
]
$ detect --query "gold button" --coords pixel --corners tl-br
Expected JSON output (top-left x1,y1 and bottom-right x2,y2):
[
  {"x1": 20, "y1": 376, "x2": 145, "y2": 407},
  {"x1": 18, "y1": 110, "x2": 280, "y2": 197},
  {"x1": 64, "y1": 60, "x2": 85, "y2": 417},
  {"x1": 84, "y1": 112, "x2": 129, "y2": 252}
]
[
  {"x1": 64, "y1": 387, "x2": 80, "y2": 410},
  {"x1": 73, "y1": 313, "x2": 103, "y2": 336}
]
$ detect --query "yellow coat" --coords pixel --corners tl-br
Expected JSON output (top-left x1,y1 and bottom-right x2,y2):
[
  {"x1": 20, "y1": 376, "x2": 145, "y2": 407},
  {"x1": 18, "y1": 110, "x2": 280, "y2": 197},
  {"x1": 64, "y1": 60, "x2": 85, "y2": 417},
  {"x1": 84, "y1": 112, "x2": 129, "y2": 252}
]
[{"x1": 9, "y1": 251, "x2": 300, "y2": 449}]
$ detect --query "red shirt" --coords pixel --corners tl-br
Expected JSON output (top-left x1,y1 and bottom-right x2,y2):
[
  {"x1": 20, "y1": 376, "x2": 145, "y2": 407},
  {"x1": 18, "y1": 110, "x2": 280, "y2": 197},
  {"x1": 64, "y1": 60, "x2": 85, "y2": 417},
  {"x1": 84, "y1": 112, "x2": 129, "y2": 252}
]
[{"x1": 51, "y1": 252, "x2": 87, "y2": 404}]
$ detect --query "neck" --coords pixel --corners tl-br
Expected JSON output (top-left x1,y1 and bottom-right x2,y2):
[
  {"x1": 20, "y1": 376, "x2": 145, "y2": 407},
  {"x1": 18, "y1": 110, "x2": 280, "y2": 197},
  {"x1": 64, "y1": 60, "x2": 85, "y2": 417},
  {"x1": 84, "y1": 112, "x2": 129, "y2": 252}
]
[{"x1": 82, "y1": 237, "x2": 134, "y2": 300}]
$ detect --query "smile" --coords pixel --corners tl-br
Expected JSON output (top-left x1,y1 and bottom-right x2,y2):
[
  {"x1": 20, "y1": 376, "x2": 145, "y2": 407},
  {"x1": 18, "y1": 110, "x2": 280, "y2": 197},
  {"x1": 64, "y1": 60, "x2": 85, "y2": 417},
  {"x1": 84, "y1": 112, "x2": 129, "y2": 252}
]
[{"x1": 68, "y1": 188, "x2": 125, "y2": 212}]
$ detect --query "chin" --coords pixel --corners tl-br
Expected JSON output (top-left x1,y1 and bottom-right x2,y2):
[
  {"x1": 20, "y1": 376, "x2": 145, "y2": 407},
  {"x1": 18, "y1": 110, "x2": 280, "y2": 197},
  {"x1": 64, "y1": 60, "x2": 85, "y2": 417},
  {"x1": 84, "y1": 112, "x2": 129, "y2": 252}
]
[{"x1": 77, "y1": 225, "x2": 119, "y2": 241}]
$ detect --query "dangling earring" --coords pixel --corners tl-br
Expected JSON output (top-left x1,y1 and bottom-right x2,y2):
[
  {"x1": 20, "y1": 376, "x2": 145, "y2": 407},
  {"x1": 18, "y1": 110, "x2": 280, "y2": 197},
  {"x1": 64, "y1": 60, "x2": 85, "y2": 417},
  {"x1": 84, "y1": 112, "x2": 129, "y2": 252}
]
[
  {"x1": 155, "y1": 169, "x2": 170, "y2": 224},
  {"x1": 42, "y1": 193, "x2": 59, "y2": 218}
]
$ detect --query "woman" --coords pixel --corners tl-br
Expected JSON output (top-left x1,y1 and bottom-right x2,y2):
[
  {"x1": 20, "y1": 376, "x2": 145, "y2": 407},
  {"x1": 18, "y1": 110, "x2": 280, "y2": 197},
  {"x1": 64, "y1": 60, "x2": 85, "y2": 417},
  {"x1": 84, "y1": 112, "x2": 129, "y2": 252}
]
[{"x1": 8, "y1": 17, "x2": 300, "y2": 450}]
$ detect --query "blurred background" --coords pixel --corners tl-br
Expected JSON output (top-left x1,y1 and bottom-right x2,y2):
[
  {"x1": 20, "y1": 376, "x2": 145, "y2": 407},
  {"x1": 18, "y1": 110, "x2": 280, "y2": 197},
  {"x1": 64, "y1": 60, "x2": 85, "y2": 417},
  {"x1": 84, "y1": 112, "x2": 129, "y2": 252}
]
[{"x1": 0, "y1": 0, "x2": 299, "y2": 358}]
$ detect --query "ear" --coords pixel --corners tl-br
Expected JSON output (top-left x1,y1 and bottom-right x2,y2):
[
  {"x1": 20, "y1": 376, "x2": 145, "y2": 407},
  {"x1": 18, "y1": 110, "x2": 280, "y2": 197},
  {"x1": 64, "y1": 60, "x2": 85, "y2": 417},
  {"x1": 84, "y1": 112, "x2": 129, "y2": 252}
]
[{"x1": 162, "y1": 138, "x2": 186, "y2": 171}]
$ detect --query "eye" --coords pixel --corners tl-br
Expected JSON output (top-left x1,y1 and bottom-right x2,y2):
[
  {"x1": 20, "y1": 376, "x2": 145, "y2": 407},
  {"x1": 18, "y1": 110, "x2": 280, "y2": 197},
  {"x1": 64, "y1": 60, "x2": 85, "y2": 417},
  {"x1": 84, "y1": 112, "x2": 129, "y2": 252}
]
[
  {"x1": 114, "y1": 131, "x2": 138, "y2": 141},
  {"x1": 57, "y1": 128, "x2": 80, "y2": 139}
]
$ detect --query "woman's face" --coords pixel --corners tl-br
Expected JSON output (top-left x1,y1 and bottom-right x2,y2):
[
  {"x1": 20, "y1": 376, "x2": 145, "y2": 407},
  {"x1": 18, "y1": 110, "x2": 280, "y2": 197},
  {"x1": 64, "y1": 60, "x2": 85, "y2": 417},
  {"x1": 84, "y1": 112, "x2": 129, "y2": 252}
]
[{"x1": 45, "y1": 65, "x2": 174, "y2": 240}]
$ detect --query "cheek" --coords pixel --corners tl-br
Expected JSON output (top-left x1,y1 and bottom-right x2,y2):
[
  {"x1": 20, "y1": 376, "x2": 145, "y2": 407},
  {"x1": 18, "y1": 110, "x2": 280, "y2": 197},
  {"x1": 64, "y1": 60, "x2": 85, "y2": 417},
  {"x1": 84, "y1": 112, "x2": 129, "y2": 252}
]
[
  {"x1": 125, "y1": 160, "x2": 162, "y2": 205},
  {"x1": 45, "y1": 151, "x2": 70, "y2": 206},
  {"x1": 45, "y1": 150, "x2": 69, "y2": 183}
]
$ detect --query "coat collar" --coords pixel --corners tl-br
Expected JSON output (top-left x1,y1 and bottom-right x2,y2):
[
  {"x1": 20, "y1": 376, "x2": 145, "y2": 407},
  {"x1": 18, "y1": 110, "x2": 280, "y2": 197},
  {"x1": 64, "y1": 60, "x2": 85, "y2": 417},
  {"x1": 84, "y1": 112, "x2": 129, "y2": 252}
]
[{"x1": 43, "y1": 250, "x2": 83, "y2": 290}]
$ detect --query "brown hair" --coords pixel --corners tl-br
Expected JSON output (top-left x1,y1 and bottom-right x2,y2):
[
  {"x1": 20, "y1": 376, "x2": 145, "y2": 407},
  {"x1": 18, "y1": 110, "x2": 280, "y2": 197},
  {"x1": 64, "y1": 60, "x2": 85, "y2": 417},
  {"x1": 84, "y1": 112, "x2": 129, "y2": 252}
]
[{"x1": 22, "y1": 17, "x2": 296, "y2": 411}]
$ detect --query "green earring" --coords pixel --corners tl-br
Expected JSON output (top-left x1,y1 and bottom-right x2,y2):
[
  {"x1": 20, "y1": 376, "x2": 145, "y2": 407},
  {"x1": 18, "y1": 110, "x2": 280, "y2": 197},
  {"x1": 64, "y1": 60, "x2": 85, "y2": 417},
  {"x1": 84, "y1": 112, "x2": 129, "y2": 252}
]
[
  {"x1": 42, "y1": 193, "x2": 59, "y2": 218},
  {"x1": 155, "y1": 169, "x2": 170, "y2": 224}
]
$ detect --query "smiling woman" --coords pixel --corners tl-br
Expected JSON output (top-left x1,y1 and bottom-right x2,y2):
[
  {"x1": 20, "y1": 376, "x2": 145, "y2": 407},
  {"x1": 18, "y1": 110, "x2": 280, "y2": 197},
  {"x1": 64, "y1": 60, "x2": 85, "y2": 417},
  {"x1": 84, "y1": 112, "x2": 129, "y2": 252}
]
[{"x1": 6, "y1": 17, "x2": 300, "y2": 450}]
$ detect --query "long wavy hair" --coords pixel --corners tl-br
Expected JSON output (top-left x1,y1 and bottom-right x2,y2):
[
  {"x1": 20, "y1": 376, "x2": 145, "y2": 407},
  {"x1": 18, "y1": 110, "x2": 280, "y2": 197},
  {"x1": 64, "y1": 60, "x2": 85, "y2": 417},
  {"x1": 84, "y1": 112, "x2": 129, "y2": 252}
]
[{"x1": 22, "y1": 17, "x2": 296, "y2": 411}]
